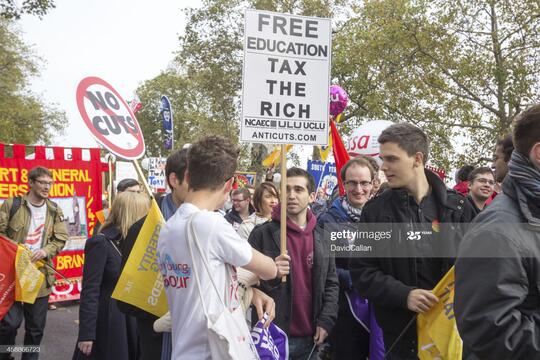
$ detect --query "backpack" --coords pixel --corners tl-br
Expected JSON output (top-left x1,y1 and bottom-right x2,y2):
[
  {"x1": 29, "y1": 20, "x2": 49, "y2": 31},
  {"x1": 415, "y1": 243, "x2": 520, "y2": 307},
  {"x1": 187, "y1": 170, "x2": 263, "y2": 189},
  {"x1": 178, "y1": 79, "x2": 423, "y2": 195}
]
[{"x1": 8, "y1": 196, "x2": 22, "y2": 223}]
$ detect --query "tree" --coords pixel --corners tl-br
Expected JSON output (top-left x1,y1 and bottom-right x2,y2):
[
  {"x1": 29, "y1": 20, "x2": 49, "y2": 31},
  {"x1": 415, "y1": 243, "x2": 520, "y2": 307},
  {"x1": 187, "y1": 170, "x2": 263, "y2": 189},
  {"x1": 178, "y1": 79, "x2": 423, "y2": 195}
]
[
  {"x1": 141, "y1": 0, "x2": 540, "y2": 173},
  {"x1": 170, "y1": 0, "x2": 349, "y2": 176},
  {"x1": 0, "y1": 19, "x2": 66, "y2": 145},
  {"x1": 1, "y1": 0, "x2": 55, "y2": 19},
  {"x1": 135, "y1": 69, "x2": 242, "y2": 157},
  {"x1": 333, "y1": 0, "x2": 540, "y2": 169}
]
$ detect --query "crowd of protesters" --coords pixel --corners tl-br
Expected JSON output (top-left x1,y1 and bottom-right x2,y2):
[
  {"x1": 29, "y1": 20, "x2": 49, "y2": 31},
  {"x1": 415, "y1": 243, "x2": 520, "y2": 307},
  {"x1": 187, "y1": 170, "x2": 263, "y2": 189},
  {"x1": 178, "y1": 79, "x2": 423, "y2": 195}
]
[{"x1": 0, "y1": 103, "x2": 539, "y2": 360}]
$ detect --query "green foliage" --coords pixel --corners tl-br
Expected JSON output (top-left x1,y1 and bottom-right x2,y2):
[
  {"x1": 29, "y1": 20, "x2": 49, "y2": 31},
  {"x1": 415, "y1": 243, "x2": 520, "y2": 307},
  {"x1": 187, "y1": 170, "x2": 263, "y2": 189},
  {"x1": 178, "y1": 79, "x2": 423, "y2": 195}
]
[
  {"x1": 0, "y1": 19, "x2": 66, "y2": 145},
  {"x1": 1, "y1": 0, "x2": 55, "y2": 19},
  {"x1": 139, "y1": 0, "x2": 540, "y2": 173}
]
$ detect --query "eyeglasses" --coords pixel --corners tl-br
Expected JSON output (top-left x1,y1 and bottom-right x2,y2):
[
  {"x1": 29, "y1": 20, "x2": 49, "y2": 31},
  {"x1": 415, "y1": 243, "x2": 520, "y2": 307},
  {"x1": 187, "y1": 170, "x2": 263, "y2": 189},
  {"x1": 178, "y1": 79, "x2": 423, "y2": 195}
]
[
  {"x1": 474, "y1": 178, "x2": 496, "y2": 186},
  {"x1": 34, "y1": 179, "x2": 54, "y2": 187},
  {"x1": 232, "y1": 198, "x2": 248, "y2": 203},
  {"x1": 344, "y1": 180, "x2": 372, "y2": 189}
]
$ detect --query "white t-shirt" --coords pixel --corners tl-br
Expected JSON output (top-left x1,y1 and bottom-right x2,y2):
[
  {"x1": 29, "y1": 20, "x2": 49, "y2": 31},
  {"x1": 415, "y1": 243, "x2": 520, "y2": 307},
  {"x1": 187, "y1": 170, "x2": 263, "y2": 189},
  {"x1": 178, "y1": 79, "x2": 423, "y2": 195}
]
[
  {"x1": 157, "y1": 203, "x2": 253, "y2": 360},
  {"x1": 25, "y1": 202, "x2": 47, "y2": 251}
]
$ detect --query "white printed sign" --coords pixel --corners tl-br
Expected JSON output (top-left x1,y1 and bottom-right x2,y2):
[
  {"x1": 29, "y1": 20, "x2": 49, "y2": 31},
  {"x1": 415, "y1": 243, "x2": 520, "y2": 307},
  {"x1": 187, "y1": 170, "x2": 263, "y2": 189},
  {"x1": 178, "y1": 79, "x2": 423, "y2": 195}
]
[
  {"x1": 241, "y1": 9, "x2": 331, "y2": 145},
  {"x1": 147, "y1": 157, "x2": 167, "y2": 192}
]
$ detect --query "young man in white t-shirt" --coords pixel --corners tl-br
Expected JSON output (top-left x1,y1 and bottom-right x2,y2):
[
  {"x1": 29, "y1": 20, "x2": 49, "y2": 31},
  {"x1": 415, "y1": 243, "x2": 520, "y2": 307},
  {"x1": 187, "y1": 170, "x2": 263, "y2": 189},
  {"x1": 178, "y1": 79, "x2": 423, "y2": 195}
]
[{"x1": 157, "y1": 136, "x2": 278, "y2": 360}]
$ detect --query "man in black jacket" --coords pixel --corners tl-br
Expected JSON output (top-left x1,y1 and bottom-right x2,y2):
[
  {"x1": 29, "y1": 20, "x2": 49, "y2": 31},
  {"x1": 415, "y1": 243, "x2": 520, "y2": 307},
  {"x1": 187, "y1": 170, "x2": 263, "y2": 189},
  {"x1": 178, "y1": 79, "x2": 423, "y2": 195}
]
[
  {"x1": 224, "y1": 187, "x2": 255, "y2": 230},
  {"x1": 248, "y1": 167, "x2": 339, "y2": 360},
  {"x1": 349, "y1": 123, "x2": 476, "y2": 359},
  {"x1": 455, "y1": 104, "x2": 540, "y2": 359}
]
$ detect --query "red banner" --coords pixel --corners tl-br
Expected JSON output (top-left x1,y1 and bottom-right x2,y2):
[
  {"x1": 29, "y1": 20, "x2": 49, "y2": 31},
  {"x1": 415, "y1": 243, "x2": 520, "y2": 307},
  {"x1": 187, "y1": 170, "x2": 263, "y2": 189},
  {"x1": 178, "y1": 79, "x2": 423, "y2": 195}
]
[
  {"x1": 0, "y1": 236, "x2": 17, "y2": 320},
  {"x1": 0, "y1": 144, "x2": 104, "y2": 302}
]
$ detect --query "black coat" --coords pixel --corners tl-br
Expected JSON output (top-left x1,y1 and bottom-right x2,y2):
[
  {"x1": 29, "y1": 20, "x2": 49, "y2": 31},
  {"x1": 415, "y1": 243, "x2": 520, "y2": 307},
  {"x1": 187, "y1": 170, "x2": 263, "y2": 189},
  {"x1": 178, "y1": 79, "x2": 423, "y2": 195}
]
[
  {"x1": 349, "y1": 170, "x2": 476, "y2": 356},
  {"x1": 455, "y1": 176, "x2": 540, "y2": 359},
  {"x1": 248, "y1": 220, "x2": 339, "y2": 335},
  {"x1": 224, "y1": 204, "x2": 255, "y2": 226},
  {"x1": 74, "y1": 226, "x2": 138, "y2": 360}
]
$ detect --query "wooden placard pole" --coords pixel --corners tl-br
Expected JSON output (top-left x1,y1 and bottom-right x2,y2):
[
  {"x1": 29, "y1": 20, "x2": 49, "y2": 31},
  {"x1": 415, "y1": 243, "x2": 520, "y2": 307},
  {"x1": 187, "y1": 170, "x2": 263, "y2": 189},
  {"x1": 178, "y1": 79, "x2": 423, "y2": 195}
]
[
  {"x1": 280, "y1": 144, "x2": 288, "y2": 282},
  {"x1": 132, "y1": 159, "x2": 154, "y2": 198},
  {"x1": 107, "y1": 156, "x2": 113, "y2": 209}
]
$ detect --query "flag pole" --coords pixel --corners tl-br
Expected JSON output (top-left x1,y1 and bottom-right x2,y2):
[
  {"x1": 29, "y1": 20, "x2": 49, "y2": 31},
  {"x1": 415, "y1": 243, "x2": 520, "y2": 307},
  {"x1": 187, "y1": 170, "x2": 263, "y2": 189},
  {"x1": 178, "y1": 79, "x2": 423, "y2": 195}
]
[
  {"x1": 132, "y1": 159, "x2": 153, "y2": 198},
  {"x1": 315, "y1": 159, "x2": 328, "y2": 192},
  {"x1": 280, "y1": 144, "x2": 287, "y2": 283},
  {"x1": 107, "y1": 155, "x2": 114, "y2": 208}
]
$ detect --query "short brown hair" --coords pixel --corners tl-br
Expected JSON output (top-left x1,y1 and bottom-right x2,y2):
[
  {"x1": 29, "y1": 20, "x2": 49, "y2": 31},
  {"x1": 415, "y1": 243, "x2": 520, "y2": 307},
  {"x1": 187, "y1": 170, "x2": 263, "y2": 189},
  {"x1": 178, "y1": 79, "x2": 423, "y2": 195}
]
[
  {"x1": 468, "y1": 167, "x2": 494, "y2": 182},
  {"x1": 231, "y1": 188, "x2": 251, "y2": 199},
  {"x1": 341, "y1": 157, "x2": 375, "y2": 182},
  {"x1": 513, "y1": 104, "x2": 540, "y2": 155},
  {"x1": 286, "y1": 167, "x2": 315, "y2": 193},
  {"x1": 253, "y1": 182, "x2": 279, "y2": 213},
  {"x1": 28, "y1": 166, "x2": 52, "y2": 182},
  {"x1": 166, "y1": 148, "x2": 188, "y2": 188},
  {"x1": 187, "y1": 135, "x2": 240, "y2": 191},
  {"x1": 496, "y1": 134, "x2": 514, "y2": 162},
  {"x1": 378, "y1": 123, "x2": 429, "y2": 163}
]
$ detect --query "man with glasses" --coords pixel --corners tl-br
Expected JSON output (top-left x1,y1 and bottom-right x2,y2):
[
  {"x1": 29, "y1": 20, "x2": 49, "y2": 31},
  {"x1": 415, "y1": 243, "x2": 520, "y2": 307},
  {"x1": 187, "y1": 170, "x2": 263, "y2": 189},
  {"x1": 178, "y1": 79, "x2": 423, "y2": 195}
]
[
  {"x1": 225, "y1": 188, "x2": 255, "y2": 231},
  {"x1": 0, "y1": 166, "x2": 68, "y2": 360},
  {"x1": 466, "y1": 167, "x2": 495, "y2": 213},
  {"x1": 318, "y1": 157, "x2": 378, "y2": 360}
]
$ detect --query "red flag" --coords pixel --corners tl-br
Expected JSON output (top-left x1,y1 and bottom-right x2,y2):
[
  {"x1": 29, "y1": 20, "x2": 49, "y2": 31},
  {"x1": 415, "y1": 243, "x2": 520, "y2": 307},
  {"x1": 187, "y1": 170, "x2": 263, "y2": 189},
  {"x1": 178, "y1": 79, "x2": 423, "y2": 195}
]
[
  {"x1": 330, "y1": 119, "x2": 350, "y2": 196},
  {"x1": 129, "y1": 93, "x2": 142, "y2": 114},
  {"x1": 0, "y1": 236, "x2": 17, "y2": 320}
]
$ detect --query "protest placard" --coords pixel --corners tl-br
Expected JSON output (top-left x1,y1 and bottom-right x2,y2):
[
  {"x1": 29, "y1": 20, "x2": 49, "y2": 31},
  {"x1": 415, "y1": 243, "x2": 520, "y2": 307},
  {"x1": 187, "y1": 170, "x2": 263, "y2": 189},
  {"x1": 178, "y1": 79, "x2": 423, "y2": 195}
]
[{"x1": 241, "y1": 9, "x2": 331, "y2": 146}]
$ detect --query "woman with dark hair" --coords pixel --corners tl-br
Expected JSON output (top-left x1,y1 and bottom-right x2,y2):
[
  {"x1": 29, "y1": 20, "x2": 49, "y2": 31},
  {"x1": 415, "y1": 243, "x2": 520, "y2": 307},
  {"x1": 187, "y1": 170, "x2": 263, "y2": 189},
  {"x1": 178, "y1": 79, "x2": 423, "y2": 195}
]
[
  {"x1": 74, "y1": 191, "x2": 150, "y2": 360},
  {"x1": 237, "y1": 182, "x2": 279, "y2": 241}
]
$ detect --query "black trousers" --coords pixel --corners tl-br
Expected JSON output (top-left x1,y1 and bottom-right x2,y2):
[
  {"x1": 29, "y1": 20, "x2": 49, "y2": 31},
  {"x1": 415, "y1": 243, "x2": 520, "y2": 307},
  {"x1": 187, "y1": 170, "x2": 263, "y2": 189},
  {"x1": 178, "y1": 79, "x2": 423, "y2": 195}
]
[
  {"x1": 136, "y1": 318, "x2": 162, "y2": 360},
  {"x1": 328, "y1": 294, "x2": 369, "y2": 360},
  {"x1": 0, "y1": 296, "x2": 49, "y2": 360}
]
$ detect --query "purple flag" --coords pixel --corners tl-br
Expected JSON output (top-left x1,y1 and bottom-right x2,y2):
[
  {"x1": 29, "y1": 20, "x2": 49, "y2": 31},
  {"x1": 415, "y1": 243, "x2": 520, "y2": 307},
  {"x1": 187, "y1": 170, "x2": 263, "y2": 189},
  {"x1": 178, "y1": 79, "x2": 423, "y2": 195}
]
[
  {"x1": 251, "y1": 313, "x2": 288, "y2": 360},
  {"x1": 345, "y1": 289, "x2": 385, "y2": 360}
]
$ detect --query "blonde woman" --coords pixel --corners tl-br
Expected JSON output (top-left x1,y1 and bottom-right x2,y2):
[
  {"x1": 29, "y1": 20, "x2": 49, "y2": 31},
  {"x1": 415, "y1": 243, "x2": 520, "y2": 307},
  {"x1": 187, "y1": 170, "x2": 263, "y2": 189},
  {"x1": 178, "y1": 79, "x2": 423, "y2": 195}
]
[{"x1": 74, "y1": 192, "x2": 150, "y2": 360}]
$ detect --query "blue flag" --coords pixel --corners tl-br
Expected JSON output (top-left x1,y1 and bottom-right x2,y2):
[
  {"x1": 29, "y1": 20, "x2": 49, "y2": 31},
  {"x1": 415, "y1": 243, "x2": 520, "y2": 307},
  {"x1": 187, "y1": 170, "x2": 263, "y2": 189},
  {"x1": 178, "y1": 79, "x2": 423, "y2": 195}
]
[{"x1": 160, "y1": 95, "x2": 173, "y2": 150}]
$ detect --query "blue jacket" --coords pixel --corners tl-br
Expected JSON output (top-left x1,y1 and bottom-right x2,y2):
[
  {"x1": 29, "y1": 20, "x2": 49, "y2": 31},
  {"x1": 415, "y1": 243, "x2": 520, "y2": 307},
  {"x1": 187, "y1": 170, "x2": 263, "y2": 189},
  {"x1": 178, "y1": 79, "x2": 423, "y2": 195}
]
[
  {"x1": 317, "y1": 197, "x2": 350, "y2": 225},
  {"x1": 317, "y1": 197, "x2": 353, "y2": 289}
]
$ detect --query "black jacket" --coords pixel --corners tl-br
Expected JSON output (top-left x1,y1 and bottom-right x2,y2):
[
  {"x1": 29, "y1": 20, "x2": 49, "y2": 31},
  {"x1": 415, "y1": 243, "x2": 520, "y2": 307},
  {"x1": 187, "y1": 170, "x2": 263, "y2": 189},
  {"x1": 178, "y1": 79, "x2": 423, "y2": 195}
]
[
  {"x1": 75, "y1": 226, "x2": 138, "y2": 360},
  {"x1": 224, "y1": 204, "x2": 255, "y2": 226},
  {"x1": 248, "y1": 220, "x2": 339, "y2": 335},
  {"x1": 455, "y1": 176, "x2": 540, "y2": 359},
  {"x1": 349, "y1": 170, "x2": 476, "y2": 356}
]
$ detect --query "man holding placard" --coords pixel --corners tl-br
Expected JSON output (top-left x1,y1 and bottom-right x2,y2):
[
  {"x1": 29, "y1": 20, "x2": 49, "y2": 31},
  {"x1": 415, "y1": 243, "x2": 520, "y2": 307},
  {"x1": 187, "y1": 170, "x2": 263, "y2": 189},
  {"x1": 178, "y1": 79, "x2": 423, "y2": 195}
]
[{"x1": 248, "y1": 167, "x2": 339, "y2": 359}]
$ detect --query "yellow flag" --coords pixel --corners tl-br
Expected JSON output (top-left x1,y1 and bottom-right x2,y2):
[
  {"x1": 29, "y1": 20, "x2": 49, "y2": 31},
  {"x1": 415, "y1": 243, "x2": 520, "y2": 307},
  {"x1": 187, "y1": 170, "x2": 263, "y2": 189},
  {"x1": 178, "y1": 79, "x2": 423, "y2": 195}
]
[
  {"x1": 112, "y1": 199, "x2": 168, "y2": 317},
  {"x1": 262, "y1": 145, "x2": 293, "y2": 167},
  {"x1": 15, "y1": 246, "x2": 44, "y2": 304},
  {"x1": 319, "y1": 131, "x2": 333, "y2": 162},
  {"x1": 417, "y1": 267, "x2": 462, "y2": 360}
]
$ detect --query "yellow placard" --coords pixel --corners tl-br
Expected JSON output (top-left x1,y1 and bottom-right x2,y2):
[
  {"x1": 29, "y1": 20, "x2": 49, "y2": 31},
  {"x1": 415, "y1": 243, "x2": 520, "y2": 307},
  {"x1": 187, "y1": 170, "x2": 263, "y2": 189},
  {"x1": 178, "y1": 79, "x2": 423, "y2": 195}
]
[
  {"x1": 15, "y1": 246, "x2": 44, "y2": 304},
  {"x1": 112, "y1": 199, "x2": 168, "y2": 317},
  {"x1": 418, "y1": 267, "x2": 463, "y2": 360}
]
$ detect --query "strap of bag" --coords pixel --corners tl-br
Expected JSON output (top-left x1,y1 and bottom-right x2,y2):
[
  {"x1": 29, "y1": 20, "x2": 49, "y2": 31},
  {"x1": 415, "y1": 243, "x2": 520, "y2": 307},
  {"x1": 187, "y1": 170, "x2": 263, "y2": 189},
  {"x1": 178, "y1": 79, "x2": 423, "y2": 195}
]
[
  {"x1": 99, "y1": 232, "x2": 123, "y2": 257},
  {"x1": 186, "y1": 213, "x2": 229, "y2": 317},
  {"x1": 8, "y1": 196, "x2": 22, "y2": 223}
]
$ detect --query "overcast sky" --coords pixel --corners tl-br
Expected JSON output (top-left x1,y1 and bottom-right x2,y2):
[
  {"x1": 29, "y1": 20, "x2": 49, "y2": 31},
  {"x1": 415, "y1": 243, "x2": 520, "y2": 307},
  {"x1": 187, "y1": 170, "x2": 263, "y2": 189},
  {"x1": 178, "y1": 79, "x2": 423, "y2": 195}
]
[{"x1": 18, "y1": 0, "x2": 200, "y2": 148}]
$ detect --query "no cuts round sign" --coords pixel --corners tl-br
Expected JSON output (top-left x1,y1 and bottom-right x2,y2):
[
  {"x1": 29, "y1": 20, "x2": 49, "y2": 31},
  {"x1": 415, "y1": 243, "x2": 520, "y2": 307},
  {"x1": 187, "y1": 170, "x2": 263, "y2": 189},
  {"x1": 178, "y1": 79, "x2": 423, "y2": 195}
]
[{"x1": 76, "y1": 76, "x2": 145, "y2": 159}]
